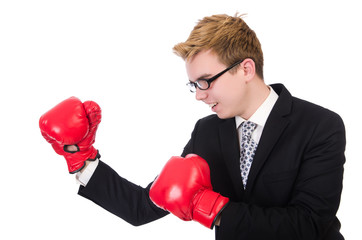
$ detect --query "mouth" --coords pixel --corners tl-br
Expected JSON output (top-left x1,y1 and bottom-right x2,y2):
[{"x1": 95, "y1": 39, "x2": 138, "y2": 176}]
[{"x1": 208, "y1": 103, "x2": 218, "y2": 109}]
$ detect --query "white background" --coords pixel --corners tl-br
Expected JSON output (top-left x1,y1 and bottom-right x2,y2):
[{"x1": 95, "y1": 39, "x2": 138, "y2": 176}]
[{"x1": 1, "y1": 0, "x2": 361, "y2": 239}]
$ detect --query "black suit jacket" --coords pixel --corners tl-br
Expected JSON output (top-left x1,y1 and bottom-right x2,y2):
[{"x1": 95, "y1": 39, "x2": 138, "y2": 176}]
[{"x1": 79, "y1": 84, "x2": 345, "y2": 240}]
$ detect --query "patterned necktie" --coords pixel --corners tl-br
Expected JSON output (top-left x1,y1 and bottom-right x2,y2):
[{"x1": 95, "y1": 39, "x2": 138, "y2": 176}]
[{"x1": 239, "y1": 121, "x2": 258, "y2": 189}]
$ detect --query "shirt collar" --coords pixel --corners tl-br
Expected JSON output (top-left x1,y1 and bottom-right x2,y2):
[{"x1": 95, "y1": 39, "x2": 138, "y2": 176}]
[{"x1": 235, "y1": 86, "x2": 279, "y2": 129}]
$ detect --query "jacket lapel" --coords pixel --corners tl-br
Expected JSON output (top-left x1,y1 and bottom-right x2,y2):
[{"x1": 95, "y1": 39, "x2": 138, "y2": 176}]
[
  {"x1": 219, "y1": 118, "x2": 245, "y2": 199},
  {"x1": 245, "y1": 84, "x2": 292, "y2": 196}
]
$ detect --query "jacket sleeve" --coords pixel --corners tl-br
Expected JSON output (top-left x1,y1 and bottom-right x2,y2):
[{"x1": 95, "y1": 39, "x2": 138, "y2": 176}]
[
  {"x1": 78, "y1": 160, "x2": 169, "y2": 226},
  {"x1": 217, "y1": 113, "x2": 346, "y2": 240}
]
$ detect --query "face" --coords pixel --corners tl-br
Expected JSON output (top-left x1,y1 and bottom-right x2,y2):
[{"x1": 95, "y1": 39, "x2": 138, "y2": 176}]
[{"x1": 186, "y1": 50, "x2": 250, "y2": 119}]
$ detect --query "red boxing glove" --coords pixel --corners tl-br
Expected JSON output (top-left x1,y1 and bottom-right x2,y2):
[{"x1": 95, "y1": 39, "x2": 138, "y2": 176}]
[
  {"x1": 149, "y1": 154, "x2": 229, "y2": 229},
  {"x1": 39, "y1": 97, "x2": 101, "y2": 173}
]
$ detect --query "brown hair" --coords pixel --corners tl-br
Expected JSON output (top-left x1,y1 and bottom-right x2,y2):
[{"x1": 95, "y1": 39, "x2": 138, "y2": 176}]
[{"x1": 173, "y1": 14, "x2": 264, "y2": 79}]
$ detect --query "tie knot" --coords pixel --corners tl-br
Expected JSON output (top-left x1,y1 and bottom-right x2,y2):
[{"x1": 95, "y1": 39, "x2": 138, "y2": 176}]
[{"x1": 240, "y1": 121, "x2": 257, "y2": 139}]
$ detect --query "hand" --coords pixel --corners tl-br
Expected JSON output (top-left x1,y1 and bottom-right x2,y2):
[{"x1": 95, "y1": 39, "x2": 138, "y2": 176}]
[
  {"x1": 149, "y1": 154, "x2": 229, "y2": 229},
  {"x1": 39, "y1": 97, "x2": 101, "y2": 173},
  {"x1": 65, "y1": 145, "x2": 78, "y2": 152}
]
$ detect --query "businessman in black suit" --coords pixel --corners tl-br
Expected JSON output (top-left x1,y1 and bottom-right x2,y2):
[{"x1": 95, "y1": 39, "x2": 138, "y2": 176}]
[{"x1": 40, "y1": 14, "x2": 345, "y2": 239}]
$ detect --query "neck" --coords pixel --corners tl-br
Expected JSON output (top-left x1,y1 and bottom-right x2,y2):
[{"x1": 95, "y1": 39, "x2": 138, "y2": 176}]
[{"x1": 240, "y1": 78, "x2": 270, "y2": 120}]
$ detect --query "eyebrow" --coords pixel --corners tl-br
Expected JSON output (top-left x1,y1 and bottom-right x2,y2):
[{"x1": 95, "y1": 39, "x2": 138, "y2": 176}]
[{"x1": 189, "y1": 74, "x2": 213, "y2": 82}]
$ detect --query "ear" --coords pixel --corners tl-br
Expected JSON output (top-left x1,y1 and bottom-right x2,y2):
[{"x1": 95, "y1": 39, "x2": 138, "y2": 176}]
[{"x1": 240, "y1": 58, "x2": 256, "y2": 82}]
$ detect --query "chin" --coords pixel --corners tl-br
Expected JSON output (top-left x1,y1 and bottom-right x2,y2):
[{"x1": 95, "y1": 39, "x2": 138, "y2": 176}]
[{"x1": 216, "y1": 112, "x2": 234, "y2": 119}]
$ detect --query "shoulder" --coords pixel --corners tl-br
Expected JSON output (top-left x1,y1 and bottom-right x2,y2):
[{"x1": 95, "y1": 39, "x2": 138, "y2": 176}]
[
  {"x1": 272, "y1": 83, "x2": 344, "y2": 126},
  {"x1": 286, "y1": 96, "x2": 346, "y2": 151},
  {"x1": 291, "y1": 96, "x2": 344, "y2": 127}
]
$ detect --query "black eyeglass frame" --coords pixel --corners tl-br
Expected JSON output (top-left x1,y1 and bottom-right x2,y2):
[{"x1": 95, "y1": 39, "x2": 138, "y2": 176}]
[{"x1": 186, "y1": 59, "x2": 245, "y2": 93}]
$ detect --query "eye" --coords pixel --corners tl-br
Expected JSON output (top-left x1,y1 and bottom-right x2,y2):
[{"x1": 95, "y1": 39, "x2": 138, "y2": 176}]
[{"x1": 196, "y1": 79, "x2": 209, "y2": 89}]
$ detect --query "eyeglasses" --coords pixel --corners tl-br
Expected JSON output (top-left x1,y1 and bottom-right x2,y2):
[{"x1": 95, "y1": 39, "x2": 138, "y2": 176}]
[{"x1": 186, "y1": 59, "x2": 245, "y2": 93}]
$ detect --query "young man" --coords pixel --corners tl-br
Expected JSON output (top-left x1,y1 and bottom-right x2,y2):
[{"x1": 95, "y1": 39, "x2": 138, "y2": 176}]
[{"x1": 39, "y1": 14, "x2": 345, "y2": 239}]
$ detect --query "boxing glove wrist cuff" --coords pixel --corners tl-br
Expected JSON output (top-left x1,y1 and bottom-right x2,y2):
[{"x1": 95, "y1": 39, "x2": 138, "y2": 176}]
[
  {"x1": 65, "y1": 149, "x2": 101, "y2": 174},
  {"x1": 87, "y1": 149, "x2": 101, "y2": 161},
  {"x1": 193, "y1": 189, "x2": 229, "y2": 229}
]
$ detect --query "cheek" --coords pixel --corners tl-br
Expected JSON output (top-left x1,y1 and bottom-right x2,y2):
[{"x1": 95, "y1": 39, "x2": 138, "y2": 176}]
[
  {"x1": 212, "y1": 75, "x2": 245, "y2": 105},
  {"x1": 221, "y1": 80, "x2": 243, "y2": 100},
  {"x1": 221, "y1": 83, "x2": 246, "y2": 115},
  {"x1": 214, "y1": 77, "x2": 238, "y2": 93}
]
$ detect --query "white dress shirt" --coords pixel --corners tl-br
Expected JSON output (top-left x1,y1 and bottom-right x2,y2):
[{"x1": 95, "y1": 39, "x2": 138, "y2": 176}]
[
  {"x1": 235, "y1": 86, "x2": 279, "y2": 143},
  {"x1": 76, "y1": 158, "x2": 99, "y2": 186}
]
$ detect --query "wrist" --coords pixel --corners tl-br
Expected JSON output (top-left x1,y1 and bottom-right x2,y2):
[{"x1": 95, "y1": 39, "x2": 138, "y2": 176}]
[
  {"x1": 80, "y1": 160, "x2": 91, "y2": 173},
  {"x1": 76, "y1": 158, "x2": 99, "y2": 186},
  {"x1": 214, "y1": 215, "x2": 222, "y2": 227}
]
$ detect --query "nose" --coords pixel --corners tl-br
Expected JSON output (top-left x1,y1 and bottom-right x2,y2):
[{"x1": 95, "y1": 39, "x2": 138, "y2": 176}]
[{"x1": 195, "y1": 88, "x2": 207, "y2": 101}]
